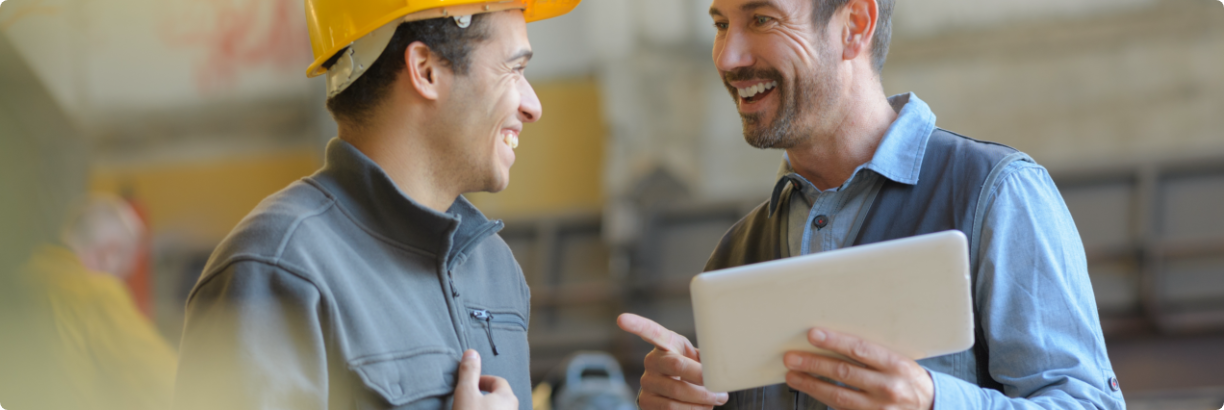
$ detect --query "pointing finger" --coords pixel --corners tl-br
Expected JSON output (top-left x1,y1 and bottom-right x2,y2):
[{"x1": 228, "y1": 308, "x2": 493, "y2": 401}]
[{"x1": 618, "y1": 313, "x2": 693, "y2": 355}]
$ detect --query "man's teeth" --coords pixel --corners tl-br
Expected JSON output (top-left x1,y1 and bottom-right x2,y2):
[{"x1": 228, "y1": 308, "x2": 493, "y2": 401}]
[
  {"x1": 737, "y1": 81, "x2": 778, "y2": 99},
  {"x1": 504, "y1": 132, "x2": 519, "y2": 150}
]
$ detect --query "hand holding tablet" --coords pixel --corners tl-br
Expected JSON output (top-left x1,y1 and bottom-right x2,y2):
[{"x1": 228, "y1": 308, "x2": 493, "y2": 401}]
[{"x1": 620, "y1": 230, "x2": 972, "y2": 409}]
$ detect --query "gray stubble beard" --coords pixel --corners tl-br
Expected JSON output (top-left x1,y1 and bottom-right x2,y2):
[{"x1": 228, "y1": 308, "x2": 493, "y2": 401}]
[
  {"x1": 730, "y1": 57, "x2": 840, "y2": 151},
  {"x1": 739, "y1": 82, "x2": 804, "y2": 149}
]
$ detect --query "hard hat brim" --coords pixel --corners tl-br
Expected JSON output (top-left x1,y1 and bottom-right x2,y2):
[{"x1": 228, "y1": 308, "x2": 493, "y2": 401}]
[{"x1": 306, "y1": 0, "x2": 581, "y2": 78}]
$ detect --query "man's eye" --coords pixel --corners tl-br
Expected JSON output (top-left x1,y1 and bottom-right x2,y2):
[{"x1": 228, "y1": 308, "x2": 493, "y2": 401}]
[
  {"x1": 755, "y1": 16, "x2": 772, "y2": 25},
  {"x1": 713, "y1": 22, "x2": 728, "y2": 30}
]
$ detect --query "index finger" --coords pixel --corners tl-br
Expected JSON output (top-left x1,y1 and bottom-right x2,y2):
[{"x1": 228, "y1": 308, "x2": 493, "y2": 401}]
[
  {"x1": 617, "y1": 313, "x2": 691, "y2": 354},
  {"x1": 806, "y1": 328, "x2": 901, "y2": 371}
]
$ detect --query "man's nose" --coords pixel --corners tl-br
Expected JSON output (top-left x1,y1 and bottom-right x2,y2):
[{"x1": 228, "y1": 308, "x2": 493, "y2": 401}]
[
  {"x1": 713, "y1": 29, "x2": 754, "y2": 73},
  {"x1": 518, "y1": 78, "x2": 542, "y2": 123}
]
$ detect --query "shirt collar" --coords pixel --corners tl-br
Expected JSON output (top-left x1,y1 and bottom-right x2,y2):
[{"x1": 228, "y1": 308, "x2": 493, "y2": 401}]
[
  {"x1": 767, "y1": 92, "x2": 937, "y2": 217},
  {"x1": 308, "y1": 138, "x2": 503, "y2": 264}
]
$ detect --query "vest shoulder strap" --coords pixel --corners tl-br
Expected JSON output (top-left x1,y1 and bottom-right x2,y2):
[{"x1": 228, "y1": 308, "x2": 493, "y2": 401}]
[
  {"x1": 853, "y1": 128, "x2": 1029, "y2": 389},
  {"x1": 703, "y1": 200, "x2": 784, "y2": 272}
]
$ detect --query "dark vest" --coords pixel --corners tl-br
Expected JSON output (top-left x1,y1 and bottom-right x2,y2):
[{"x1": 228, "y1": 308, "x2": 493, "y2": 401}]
[{"x1": 704, "y1": 129, "x2": 1032, "y2": 410}]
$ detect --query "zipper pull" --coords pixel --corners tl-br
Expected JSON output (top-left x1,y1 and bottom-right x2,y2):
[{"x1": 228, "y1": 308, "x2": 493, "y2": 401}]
[
  {"x1": 470, "y1": 310, "x2": 499, "y2": 356},
  {"x1": 448, "y1": 271, "x2": 459, "y2": 298}
]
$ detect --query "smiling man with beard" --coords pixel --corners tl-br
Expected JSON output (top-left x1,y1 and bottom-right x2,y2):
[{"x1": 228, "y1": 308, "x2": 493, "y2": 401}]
[
  {"x1": 172, "y1": 1, "x2": 580, "y2": 410},
  {"x1": 617, "y1": 0, "x2": 1125, "y2": 409}
]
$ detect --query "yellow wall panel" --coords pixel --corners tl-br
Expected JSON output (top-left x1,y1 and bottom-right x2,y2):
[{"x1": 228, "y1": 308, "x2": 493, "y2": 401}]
[
  {"x1": 90, "y1": 150, "x2": 320, "y2": 243},
  {"x1": 467, "y1": 78, "x2": 606, "y2": 218}
]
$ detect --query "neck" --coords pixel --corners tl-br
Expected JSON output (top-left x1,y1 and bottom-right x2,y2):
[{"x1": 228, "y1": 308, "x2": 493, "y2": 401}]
[
  {"x1": 340, "y1": 117, "x2": 458, "y2": 214},
  {"x1": 785, "y1": 81, "x2": 896, "y2": 191}
]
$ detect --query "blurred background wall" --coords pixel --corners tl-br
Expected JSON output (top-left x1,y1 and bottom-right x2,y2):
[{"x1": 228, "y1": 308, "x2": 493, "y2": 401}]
[{"x1": 2, "y1": 0, "x2": 1222, "y2": 407}]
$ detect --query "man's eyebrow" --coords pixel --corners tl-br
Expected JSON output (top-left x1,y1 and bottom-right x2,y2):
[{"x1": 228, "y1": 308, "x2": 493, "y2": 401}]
[
  {"x1": 740, "y1": 0, "x2": 775, "y2": 12},
  {"x1": 507, "y1": 49, "x2": 534, "y2": 63},
  {"x1": 710, "y1": 1, "x2": 776, "y2": 17}
]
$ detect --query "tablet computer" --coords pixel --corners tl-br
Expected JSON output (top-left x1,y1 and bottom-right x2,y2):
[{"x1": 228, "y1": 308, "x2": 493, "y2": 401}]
[{"x1": 690, "y1": 230, "x2": 974, "y2": 393}]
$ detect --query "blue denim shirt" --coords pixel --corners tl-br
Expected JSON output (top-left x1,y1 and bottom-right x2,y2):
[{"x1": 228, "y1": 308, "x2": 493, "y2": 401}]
[
  {"x1": 771, "y1": 94, "x2": 1124, "y2": 409},
  {"x1": 776, "y1": 94, "x2": 926, "y2": 257}
]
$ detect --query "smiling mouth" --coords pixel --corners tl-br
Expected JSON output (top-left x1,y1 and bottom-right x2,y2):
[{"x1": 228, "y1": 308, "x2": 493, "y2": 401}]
[
  {"x1": 737, "y1": 81, "x2": 778, "y2": 104},
  {"x1": 502, "y1": 130, "x2": 519, "y2": 150}
]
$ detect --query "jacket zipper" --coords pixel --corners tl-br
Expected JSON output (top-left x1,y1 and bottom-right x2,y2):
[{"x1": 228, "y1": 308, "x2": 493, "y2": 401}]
[
  {"x1": 448, "y1": 270, "x2": 459, "y2": 298},
  {"x1": 444, "y1": 220, "x2": 505, "y2": 297},
  {"x1": 471, "y1": 309, "x2": 499, "y2": 355}
]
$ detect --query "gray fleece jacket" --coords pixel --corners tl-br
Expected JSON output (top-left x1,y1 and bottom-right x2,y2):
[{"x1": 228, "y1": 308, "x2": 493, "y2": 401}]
[{"x1": 173, "y1": 138, "x2": 532, "y2": 410}]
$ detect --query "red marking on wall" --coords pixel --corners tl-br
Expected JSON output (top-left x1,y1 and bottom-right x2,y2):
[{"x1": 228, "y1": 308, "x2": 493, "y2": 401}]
[
  {"x1": 0, "y1": 0, "x2": 62, "y2": 31},
  {"x1": 158, "y1": 0, "x2": 311, "y2": 93},
  {"x1": 121, "y1": 189, "x2": 154, "y2": 320}
]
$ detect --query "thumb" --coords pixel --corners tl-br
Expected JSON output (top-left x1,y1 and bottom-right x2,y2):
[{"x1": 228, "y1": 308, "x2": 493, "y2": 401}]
[
  {"x1": 455, "y1": 349, "x2": 482, "y2": 394},
  {"x1": 479, "y1": 375, "x2": 514, "y2": 394}
]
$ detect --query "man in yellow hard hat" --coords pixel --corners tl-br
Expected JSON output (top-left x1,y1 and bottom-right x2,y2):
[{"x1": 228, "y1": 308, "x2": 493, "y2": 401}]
[{"x1": 173, "y1": 1, "x2": 578, "y2": 410}]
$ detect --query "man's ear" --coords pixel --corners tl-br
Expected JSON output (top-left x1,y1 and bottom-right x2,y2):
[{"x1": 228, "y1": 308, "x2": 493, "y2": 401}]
[
  {"x1": 405, "y1": 41, "x2": 443, "y2": 101},
  {"x1": 840, "y1": 0, "x2": 878, "y2": 62}
]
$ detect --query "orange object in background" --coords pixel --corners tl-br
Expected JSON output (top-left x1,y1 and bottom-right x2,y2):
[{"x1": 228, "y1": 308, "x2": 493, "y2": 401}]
[{"x1": 122, "y1": 189, "x2": 154, "y2": 320}]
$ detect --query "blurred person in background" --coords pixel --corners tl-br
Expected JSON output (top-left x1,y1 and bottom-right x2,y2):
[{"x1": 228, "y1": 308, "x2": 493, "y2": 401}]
[
  {"x1": 3, "y1": 194, "x2": 176, "y2": 410},
  {"x1": 172, "y1": 1, "x2": 578, "y2": 410},
  {"x1": 619, "y1": 0, "x2": 1124, "y2": 409}
]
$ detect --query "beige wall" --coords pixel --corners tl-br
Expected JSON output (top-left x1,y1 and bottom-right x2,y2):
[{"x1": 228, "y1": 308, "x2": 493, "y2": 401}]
[
  {"x1": 885, "y1": 0, "x2": 1224, "y2": 172},
  {"x1": 0, "y1": 0, "x2": 313, "y2": 125}
]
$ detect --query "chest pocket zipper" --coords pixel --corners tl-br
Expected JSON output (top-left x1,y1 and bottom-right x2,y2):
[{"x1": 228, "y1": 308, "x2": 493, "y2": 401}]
[
  {"x1": 471, "y1": 310, "x2": 499, "y2": 355},
  {"x1": 470, "y1": 309, "x2": 526, "y2": 356}
]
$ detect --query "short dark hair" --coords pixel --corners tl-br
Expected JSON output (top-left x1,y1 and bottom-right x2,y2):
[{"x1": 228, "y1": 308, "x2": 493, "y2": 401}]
[
  {"x1": 323, "y1": 14, "x2": 491, "y2": 125},
  {"x1": 813, "y1": 0, "x2": 894, "y2": 74}
]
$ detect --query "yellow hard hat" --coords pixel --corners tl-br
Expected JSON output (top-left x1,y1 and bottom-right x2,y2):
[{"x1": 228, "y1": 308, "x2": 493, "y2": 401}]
[{"x1": 306, "y1": 0, "x2": 581, "y2": 97}]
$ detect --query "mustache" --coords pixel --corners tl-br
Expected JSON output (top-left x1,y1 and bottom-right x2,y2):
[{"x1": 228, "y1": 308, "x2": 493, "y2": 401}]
[{"x1": 722, "y1": 67, "x2": 784, "y2": 85}]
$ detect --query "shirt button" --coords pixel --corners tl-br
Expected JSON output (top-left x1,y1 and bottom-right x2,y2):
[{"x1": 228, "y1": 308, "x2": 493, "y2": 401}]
[
  {"x1": 814, "y1": 214, "x2": 829, "y2": 229},
  {"x1": 1108, "y1": 376, "x2": 1120, "y2": 392}
]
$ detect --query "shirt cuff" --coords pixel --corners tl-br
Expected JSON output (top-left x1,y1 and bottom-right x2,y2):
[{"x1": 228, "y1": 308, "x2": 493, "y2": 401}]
[{"x1": 927, "y1": 369, "x2": 983, "y2": 410}]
